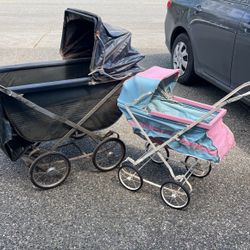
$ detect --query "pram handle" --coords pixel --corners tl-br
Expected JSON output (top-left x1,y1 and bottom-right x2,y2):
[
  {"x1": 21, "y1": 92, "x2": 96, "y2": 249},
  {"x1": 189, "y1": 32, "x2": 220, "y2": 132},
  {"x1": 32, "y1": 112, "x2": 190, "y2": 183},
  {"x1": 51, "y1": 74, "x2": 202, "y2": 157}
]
[{"x1": 213, "y1": 81, "x2": 250, "y2": 107}]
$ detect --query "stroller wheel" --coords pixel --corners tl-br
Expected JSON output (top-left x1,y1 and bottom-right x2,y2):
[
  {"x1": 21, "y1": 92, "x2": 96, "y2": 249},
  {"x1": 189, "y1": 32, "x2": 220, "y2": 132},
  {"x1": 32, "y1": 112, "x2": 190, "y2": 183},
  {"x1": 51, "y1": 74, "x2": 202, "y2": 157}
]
[
  {"x1": 185, "y1": 156, "x2": 212, "y2": 178},
  {"x1": 118, "y1": 164, "x2": 143, "y2": 192},
  {"x1": 92, "y1": 138, "x2": 126, "y2": 172},
  {"x1": 145, "y1": 143, "x2": 169, "y2": 164},
  {"x1": 30, "y1": 152, "x2": 71, "y2": 189},
  {"x1": 160, "y1": 181, "x2": 190, "y2": 209}
]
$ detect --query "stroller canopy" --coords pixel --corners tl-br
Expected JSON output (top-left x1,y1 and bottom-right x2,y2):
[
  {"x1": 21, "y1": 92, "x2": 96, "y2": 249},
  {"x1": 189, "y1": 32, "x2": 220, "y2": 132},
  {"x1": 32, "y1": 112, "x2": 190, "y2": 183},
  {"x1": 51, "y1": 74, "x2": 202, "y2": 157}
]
[
  {"x1": 60, "y1": 8, "x2": 144, "y2": 82},
  {"x1": 118, "y1": 66, "x2": 179, "y2": 108}
]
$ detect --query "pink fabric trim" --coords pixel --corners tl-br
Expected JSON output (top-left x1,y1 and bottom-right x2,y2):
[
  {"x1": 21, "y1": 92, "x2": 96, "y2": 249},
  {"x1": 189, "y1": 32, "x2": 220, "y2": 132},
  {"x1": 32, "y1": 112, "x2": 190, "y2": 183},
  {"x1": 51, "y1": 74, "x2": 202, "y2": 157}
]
[
  {"x1": 180, "y1": 138, "x2": 218, "y2": 157},
  {"x1": 173, "y1": 96, "x2": 227, "y2": 126},
  {"x1": 137, "y1": 66, "x2": 179, "y2": 80},
  {"x1": 173, "y1": 96, "x2": 216, "y2": 110},
  {"x1": 150, "y1": 95, "x2": 227, "y2": 130},
  {"x1": 128, "y1": 120, "x2": 218, "y2": 156},
  {"x1": 128, "y1": 120, "x2": 174, "y2": 135},
  {"x1": 150, "y1": 111, "x2": 224, "y2": 130},
  {"x1": 207, "y1": 120, "x2": 235, "y2": 160}
]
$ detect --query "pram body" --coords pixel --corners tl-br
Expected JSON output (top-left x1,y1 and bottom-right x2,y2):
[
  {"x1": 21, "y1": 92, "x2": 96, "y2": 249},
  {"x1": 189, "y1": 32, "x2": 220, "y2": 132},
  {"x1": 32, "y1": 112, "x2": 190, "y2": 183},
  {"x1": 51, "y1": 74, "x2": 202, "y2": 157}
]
[
  {"x1": 117, "y1": 66, "x2": 249, "y2": 209},
  {"x1": 0, "y1": 9, "x2": 143, "y2": 189},
  {"x1": 118, "y1": 66, "x2": 235, "y2": 163}
]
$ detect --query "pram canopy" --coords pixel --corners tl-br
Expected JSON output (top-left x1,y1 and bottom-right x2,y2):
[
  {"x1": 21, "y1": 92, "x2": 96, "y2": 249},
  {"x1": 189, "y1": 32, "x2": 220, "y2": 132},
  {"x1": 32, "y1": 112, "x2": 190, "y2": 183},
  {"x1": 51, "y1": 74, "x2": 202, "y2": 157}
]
[
  {"x1": 60, "y1": 8, "x2": 144, "y2": 81},
  {"x1": 118, "y1": 67, "x2": 235, "y2": 163}
]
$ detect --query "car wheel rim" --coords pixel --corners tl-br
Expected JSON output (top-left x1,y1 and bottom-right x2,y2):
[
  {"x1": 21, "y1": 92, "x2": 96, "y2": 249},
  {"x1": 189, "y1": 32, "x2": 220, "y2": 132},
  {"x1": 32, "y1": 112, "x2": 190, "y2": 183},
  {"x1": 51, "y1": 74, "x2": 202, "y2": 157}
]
[{"x1": 173, "y1": 41, "x2": 188, "y2": 76}]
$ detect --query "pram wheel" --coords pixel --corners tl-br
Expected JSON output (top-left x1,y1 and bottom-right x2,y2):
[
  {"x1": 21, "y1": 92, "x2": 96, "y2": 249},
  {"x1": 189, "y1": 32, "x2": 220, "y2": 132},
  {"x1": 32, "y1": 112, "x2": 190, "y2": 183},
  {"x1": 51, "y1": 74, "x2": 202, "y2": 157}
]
[
  {"x1": 185, "y1": 156, "x2": 212, "y2": 178},
  {"x1": 145, "y1": 143, "x2": 169, "y2": 164},
  {"x1": 118, "y1": 164, "x2": 143, "y2": 191},
  {"x1": 160, "y1": 181, "x2": 190, "y2": 209},
  {"x1": 29, "y1": 152, "x2": 71, "y2": 189},
  {"x1": 92, "y1": 138, "x2": 126, "y2": 171}
]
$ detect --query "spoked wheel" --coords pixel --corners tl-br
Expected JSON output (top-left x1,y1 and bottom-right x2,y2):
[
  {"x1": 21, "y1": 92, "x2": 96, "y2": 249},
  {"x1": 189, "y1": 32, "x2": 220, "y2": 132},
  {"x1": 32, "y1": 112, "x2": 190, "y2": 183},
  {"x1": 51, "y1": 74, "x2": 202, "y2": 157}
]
[
  {"x1": 185, "y1": 156, "x2": 212, "y2": 178},
  {"x1": 160, "y1": 181, "x2": 190, "y2": 209},
  {"x1": 118, "y1": 164, "x2": 143, "y2": 192},
  {"x1": 29, "y1": 152, "x2": 71, "y2": 189},
  {"x1": 145, "y1": 143, "x2": 170, "y2": 164},
  {"x1": 92, "y1": 138, "x2": 126, "y2": 171}
]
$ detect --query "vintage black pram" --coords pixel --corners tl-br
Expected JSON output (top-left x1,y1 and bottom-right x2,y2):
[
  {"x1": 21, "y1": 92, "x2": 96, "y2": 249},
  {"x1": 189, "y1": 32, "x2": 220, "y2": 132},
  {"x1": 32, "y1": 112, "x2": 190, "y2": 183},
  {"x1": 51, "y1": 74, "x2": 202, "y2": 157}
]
[{"x1": 0, "y1": 9, "x2": 144, "y2": 189}]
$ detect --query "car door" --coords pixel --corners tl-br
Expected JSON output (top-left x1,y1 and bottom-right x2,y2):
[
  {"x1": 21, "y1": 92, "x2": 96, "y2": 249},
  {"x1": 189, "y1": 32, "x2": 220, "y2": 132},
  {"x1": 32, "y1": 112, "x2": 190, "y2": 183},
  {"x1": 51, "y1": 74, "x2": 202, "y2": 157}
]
[
  {"x1": 231, "y1": 3, "x2": 250, "y2": 90},
  {"x1": 189, "y1": 0, "x2": 246, "y2": 86}
]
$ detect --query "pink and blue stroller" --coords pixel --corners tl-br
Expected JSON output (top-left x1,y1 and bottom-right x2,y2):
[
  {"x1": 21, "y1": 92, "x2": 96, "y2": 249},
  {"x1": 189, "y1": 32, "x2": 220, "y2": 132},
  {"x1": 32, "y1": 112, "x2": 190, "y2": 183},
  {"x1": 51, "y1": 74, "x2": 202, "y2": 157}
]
[{"x1": 117, "y1": 66, "x2": 250, "y2": 209}]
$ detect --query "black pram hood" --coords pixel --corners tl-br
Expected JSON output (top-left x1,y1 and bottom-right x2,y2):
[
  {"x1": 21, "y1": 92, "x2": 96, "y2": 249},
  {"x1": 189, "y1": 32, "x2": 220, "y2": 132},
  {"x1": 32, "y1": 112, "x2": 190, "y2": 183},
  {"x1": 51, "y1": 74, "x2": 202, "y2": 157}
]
[{"x1": 60, "y1": 8, "x2": 144, "y2": 82}]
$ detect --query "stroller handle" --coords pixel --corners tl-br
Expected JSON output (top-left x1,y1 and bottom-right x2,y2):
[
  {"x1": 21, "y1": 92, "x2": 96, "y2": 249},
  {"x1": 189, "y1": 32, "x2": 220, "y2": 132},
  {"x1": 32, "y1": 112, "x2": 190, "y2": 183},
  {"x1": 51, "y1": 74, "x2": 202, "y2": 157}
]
[{"x1": 213, "y1": 81, "x2": 250, "y2": 107}]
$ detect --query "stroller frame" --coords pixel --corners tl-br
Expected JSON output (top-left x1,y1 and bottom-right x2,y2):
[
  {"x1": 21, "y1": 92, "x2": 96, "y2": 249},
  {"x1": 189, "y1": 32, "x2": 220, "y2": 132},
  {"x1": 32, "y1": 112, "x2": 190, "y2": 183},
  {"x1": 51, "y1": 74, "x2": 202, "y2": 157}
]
[
  {"x1": 0, "y1": 82, "x2": 126, "y2": 189},
  {"x1": 118, "y1": 82, "x2": 250, "y2": 209}
]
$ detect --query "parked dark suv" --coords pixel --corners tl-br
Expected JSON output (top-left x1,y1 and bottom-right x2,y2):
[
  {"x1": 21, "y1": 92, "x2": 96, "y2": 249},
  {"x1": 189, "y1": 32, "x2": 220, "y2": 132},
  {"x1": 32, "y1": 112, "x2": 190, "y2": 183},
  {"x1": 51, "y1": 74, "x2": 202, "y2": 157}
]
[{"x1": 165, "y1": 0, "x2": 250, "y2": 105}]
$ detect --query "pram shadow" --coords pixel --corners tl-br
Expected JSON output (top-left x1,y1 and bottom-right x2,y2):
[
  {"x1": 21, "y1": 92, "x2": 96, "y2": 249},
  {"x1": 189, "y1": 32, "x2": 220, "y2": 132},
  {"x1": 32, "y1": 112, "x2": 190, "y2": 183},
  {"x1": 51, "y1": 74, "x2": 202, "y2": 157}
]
[
  {"x1": 123, "y1": 145, "x2": 187, "y2": 181},
  {"x1": 110, "y1": 144, "x2": 222, "y2": 210},
  {"x1": 0, "y1": 137, "x2": 104, "y2": 191},
  {"x1": 0, "y1": 157, "x2": 29, "y2": 183}
]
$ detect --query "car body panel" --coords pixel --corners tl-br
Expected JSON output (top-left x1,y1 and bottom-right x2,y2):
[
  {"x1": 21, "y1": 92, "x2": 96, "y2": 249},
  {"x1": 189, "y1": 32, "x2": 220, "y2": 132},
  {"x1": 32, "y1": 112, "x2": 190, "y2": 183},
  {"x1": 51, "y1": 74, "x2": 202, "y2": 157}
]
[
  {"x1": 231, "y1": 7, "x2": 250, "y2": 96},
  {"x1": 165, "y1": 0, "x2": 250, "y2": 105},
  {"x1": 190, "y1": 0, "x2": 246, "y2": 86}
]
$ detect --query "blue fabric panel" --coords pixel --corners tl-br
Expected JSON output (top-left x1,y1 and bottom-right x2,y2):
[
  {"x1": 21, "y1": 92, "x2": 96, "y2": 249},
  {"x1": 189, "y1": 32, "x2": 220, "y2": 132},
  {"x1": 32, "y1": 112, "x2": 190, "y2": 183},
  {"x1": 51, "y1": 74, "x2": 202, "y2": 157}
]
[
  {"x1": 148, "y1": 98, "x2": 218, "y2": 124},
  {"x1": 119, "y1": 105, "x2": 219, "y2": 162},
  {"x1": 118, "y1": 76, "x2": 160, "y2": 108}
]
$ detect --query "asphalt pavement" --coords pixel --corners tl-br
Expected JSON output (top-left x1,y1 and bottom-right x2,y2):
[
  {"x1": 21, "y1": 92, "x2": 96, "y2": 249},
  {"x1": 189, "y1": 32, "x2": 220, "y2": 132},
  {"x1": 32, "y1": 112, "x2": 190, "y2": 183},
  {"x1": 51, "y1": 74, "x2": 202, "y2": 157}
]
[{"x1": 0, "y1": 1, "x2": 249, "y2": 249}]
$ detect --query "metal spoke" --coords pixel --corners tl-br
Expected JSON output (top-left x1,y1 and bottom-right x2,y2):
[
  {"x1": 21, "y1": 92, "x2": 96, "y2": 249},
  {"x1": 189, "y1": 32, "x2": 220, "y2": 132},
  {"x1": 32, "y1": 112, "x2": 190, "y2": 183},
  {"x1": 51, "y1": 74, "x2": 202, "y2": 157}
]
[
  {"x1": 173, "y1": 41, "x2": 188, "y2": 76},
  {"x1": 161, "y1": 181, "x2": 190, "y2": 209},
  {"x1": 118, "y1": 165, "x2": 142, "y2": 191},
  {"x1": 182, "y1": 60, "x2": 188, "y2": 68}
]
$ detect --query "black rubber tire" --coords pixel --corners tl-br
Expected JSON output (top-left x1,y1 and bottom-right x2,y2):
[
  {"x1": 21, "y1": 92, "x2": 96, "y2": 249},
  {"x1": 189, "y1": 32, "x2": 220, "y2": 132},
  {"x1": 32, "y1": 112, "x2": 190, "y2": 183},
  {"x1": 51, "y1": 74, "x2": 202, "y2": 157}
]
[
  {"x1": 185, "y1": 156, "x2": 212, "y2": 178},
  {"x1": 160, "y1": 180, "x2": 190, "y2": 209},
  {"x1": 30, "y1": 152, "x2": 71, "y2": 190},
  {"x1": 171, "y1": 33, "x2": 196, "y2": 85},
  {"x1": 118, "y1": 164, "x2": 143, "y2": 192},
  {"x1": 92, "y1": 138, "x2": 126, "y2": 172}
]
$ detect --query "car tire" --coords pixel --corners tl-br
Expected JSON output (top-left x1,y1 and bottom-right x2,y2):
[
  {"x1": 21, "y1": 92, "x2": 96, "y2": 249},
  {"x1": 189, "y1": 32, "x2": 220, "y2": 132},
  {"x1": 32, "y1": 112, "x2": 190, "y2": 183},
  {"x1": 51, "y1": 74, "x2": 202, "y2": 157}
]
[{"x1": 171, "y1": 33, "x2": 196, "y2": 85}]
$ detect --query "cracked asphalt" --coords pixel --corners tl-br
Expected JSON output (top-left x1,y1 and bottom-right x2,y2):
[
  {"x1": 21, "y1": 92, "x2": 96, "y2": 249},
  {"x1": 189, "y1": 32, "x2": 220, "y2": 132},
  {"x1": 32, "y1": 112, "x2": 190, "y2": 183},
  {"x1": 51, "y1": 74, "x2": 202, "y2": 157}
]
[{"x1": 0, "y1": 1, "x2": 249, "y2": 249}]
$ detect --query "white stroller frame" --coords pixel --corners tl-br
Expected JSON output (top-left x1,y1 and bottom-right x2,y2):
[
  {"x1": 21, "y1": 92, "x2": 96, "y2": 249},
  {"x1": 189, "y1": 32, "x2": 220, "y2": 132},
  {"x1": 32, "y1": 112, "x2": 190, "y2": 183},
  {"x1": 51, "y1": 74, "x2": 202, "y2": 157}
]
[{"x1": 118, "y1": 82, "x2": 250, "y2": 209}]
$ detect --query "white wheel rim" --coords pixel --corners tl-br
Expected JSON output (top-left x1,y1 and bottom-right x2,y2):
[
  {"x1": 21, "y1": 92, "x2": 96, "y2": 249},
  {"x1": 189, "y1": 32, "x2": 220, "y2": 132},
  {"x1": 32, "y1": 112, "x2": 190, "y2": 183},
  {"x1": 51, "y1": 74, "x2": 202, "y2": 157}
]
[
  {"x1": 161, "y1": 183, "x2": 189, "y2": 209},
  {"x1": 119, "y1": 167, "x2": 141, "y2": 191},
  {"x1": 173, "y1": 41, "x2": 188, "y2": 76}
]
